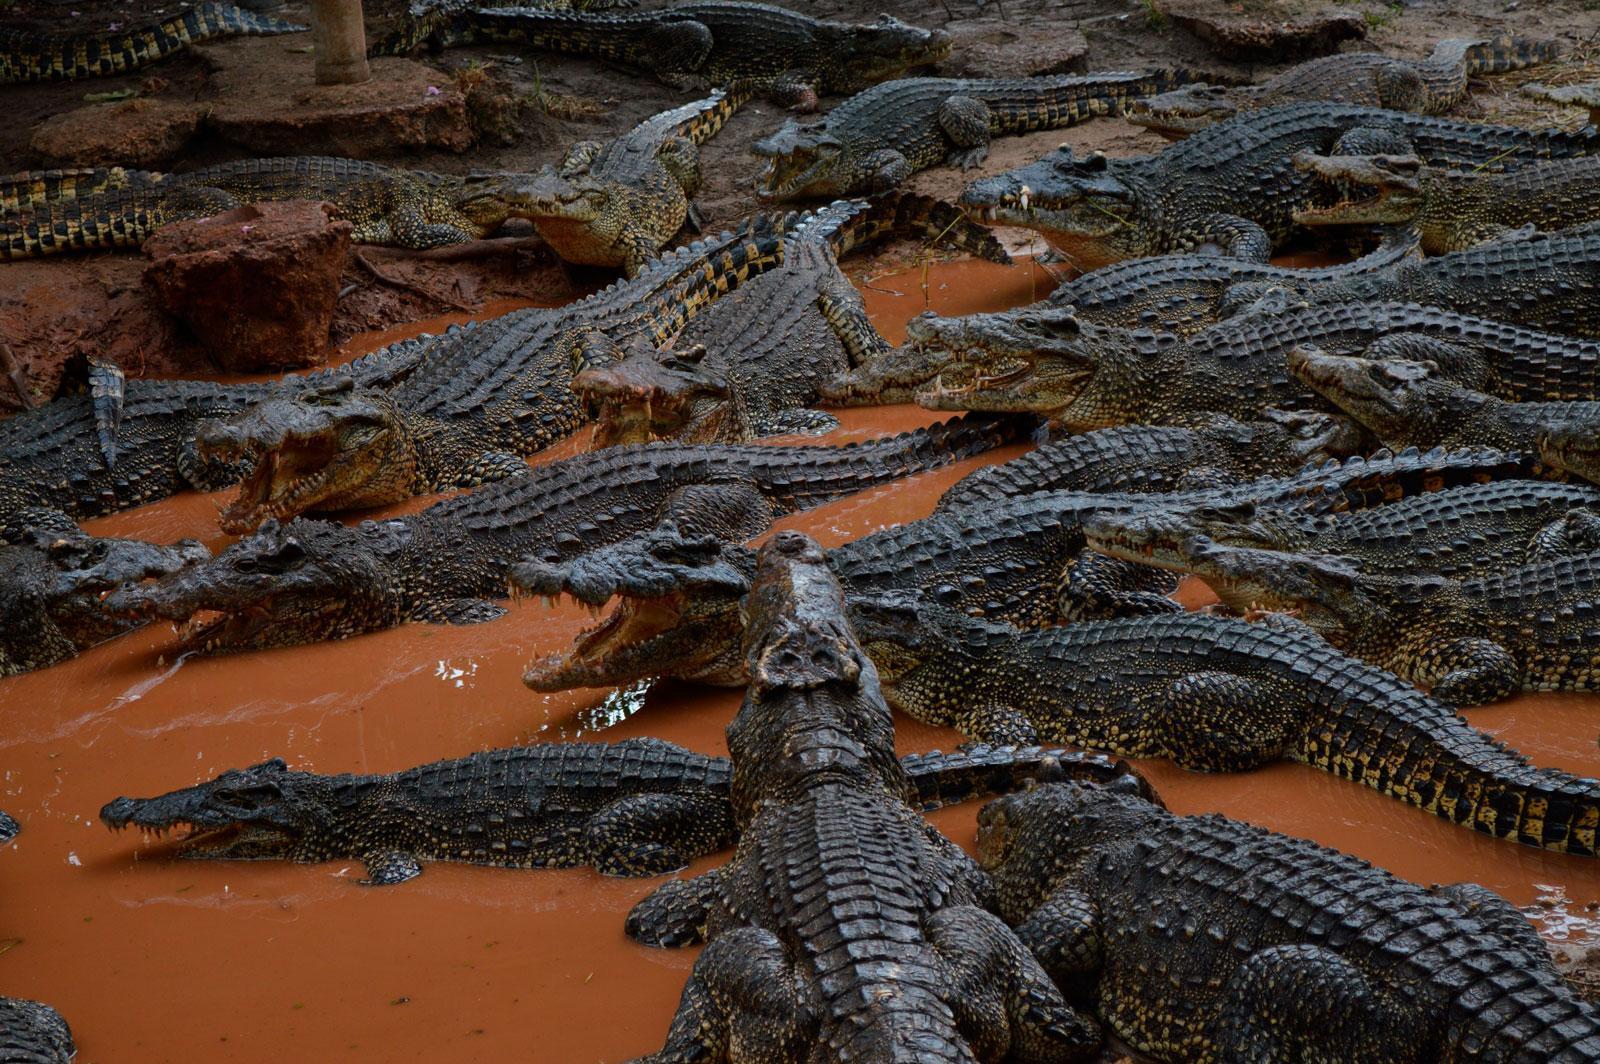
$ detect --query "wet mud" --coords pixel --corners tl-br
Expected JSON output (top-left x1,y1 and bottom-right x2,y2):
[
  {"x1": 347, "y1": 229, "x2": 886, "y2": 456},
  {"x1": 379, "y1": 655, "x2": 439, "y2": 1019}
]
[{"x1": 3, "y1": 259, "x2": 1599, "y2": 1061}]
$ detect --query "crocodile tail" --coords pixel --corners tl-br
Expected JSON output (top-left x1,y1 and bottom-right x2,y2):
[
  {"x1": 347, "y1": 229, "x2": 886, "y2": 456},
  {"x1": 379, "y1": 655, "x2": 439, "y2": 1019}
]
[
  {"x1": 0, "y1": 2, "x2": 305, "y2": 83},
  {"x1": 994, "y1": 68, "x2": 1207, "y2": 135},
  {"x1": 1453, "y1": 35, "x2": 1561, "y2": 73},
  {"x1": 901, "y1": 745, "x2": 1159, "y2": 809},
  {"x1": 450, "y1": 7, "x2": 654, "y2": 65},
  {"x1": 641, "y1": 221, "x2": 790, "y2": 339},
  {"x1": 677, "y1": 80, "x2": 756, "y2": 146},
  {"x1": 0, "y1": 167, "x2": 149, "y2": 214},
  {"x1": 812, "y1": 192, "x2": 1011, "y2": 265}
]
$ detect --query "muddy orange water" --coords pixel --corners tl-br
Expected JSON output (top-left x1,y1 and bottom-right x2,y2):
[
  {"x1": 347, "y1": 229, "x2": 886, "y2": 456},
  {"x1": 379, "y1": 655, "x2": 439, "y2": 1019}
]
[{"x1": 5, "y1": 257, "x2": 1600, "y2": 1063}]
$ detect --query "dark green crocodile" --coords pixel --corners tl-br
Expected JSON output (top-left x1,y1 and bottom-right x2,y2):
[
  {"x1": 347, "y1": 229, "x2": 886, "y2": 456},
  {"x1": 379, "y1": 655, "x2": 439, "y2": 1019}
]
[
  {"x1": 1138, "y1": 535, "x2": 1600, "y2": 706},
  {"x1": 1127, "y1": 36, "x2": 1558, "y2": 138},
  {"x1": 624, "y1": 531, "x2": 1105, "y2": 1062},
  {"x1": 958, "y1": 101, "x2": 1600, "y2": 268},
  {"x1": 839, "y1": 300, "x2": 1600, "y2": 431},
  {"x1": 0, "y1": 997, "x2": 75, "y2": 1064},
  {"x1": 753, "y1": 70, "x2": 1197, "y2": 201},
  {"x1": 846, "y1": 594, "x2": 1600, "y2": 853},
  {"x1": 1289, "y1": 346, "x2": 1600, "y2": 461},
  {"x1": 978, "y1": 781, "x2": 1600, "y2": 1061},
  {"x1": 375, "y1": 2, "x2": 951, "y2": 111},
  {"x1": 1085, "y1": 478, "x2": 1600, "y2": 584},
  {"x1": 0, "y1": 0, "x2": 304, "y2": 83},
  {"x1": 1, "y1": 508, "x2": 209, "y2": 677},
  {"x1": 572, "y1": 194, "x2": 1007, "y2": 446},
  {"x1": 104, "y1": 414, "x2": 1023, "y2": 654},
  {"x1": 515, "y1": 447, "x2": 1539, "y2": 691},
  {"x1": 1293, "y1": 150, "x2": 1600, "y2": 254},
  {"x1": 2, "y1": 156, "x2": 517, "y2": 259},
  {"x1": 99, "y1": 739, "x2": 1133, "y2": 883},
  {"x1": 469, "y1": 86, "x2": 750, "y2": 275}
]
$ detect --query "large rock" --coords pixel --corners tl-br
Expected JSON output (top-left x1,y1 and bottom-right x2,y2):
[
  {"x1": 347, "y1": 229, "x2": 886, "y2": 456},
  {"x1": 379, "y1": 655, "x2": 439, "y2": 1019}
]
[
  {"x1": 942, "y1": 19, "x2": 1088, "y2": 78},
  {"x1": 1153, "y1": 0, "x2": 1366, "y2": 61},
  {"x1": 142, "y1": 201, "x2": 353, "y2": 372},
  {"x1": 29, "y1": 98, "x2": 204, "y2": 169}
]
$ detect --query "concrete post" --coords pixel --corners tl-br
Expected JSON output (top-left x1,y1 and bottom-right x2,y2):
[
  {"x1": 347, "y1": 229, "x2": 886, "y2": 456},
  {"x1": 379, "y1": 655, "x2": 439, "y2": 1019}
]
[{"x1": 310, "y1": 0, "x2": 371, "y2": 85}]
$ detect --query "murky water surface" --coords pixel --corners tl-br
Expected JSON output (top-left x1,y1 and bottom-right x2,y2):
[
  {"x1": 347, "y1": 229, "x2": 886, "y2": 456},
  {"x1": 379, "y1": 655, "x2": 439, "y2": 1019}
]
[{"x1": 4, "y1": 258, "x2": 1598, "y2": 1062}]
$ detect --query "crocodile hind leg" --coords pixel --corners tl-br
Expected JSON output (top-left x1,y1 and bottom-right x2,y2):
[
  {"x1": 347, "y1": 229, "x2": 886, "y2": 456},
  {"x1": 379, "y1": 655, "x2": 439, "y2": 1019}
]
[
  {"x1": 1010, "y1": 887, "x2": 1103, "y2": 987},
  {"x1": 768, "y1": 68, "x2": 822, "y2": 112},
  {"x1": 1411, "y1": 637, "x2": 1521, "y2": 706},
  {"x1": 626, "y1": 927, "x2": 811, "y2": 1064},
  {"x1": 938, "y1": 96, "x2": 997, "y2": 169},
  {"x1": 1154, "y1": 672, "x2": 1298, "y2": 771},
  {"x1": 1529, "y1": 509, "x2": 1600, "y2": 558},
  {"x1": 1212, "y1": 943, "x2": 1428, "y2": 1063},
  {"x1": 930, "y1": 905, "x2": 1102, "y2": 1062},
  {"x1": 626, "y1": 867, "x2": 727, "y2": 947},
  {"x1": 1185, "y1": 213, "x2": 1272, "y2": 261},
  {"x1": 636, "y1": 20, "x2": 715, "y2": 86},
  {"x1": 1431, "y1": 882, "x2": 1557, "y2": 971},
  {"x1": 1371, "y1": 65, "x2": 1430, "y2": 111},
  {"x1": 585, "y1": 792, "x2": 736, "y2": 877},
  {"x1": 1057, "y1": 550, "x2": 1183, "y2": 621}
]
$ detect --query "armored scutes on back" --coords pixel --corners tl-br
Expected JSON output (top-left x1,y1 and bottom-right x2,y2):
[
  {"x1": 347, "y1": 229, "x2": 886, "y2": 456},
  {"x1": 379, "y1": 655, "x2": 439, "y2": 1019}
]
[
  {"x1": 1128, "y1": 36, "x2": 1557, "y2": 137},
  {"x1": 979, "y1": 782, "x2": 1600, "y2": 1062},
  {"x1": 960, "y1": 102, "x2": 1600, "y2": 267},
  {"x1": 103, "y1": 416, "x2": 1024, "y2": 654},
  {"x1": 98, "y1": 739, "x2": 1136, "y2": 884},
  {"x1": 0, "y1": 997, "x2": 75, "y2": 1064},
  {"x1": 626, "y1": 531, "x2": 1110, "y2": 1062},
  {"x1": 375, "y1": 1, "x2": 950, "y2": 111},
  {"x1": 847, "y1": 596, "x2": 1600, "y2": 854},
  {"x1": 0, "y1": 0, "x2": 303, "y2": 83},
  {"x1": 753, "y1": 70, "x2": 1197, "y2": 200},
  {"x1": 1, "y1": 509, "x2": 208, "y2": 677}
]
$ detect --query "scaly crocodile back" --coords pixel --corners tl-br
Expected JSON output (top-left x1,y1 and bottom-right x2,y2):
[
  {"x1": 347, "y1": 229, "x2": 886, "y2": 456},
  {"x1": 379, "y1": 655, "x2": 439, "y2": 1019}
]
[{"x1": 0, "y1": 1, "x2": 305, "y2": 83}]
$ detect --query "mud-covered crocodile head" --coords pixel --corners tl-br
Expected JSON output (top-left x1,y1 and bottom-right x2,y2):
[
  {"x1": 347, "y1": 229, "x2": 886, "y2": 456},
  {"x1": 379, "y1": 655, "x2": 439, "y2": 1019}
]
[
  {"x1": 977, "y1": 781, "x2": 1166, "y2": 920},
  {"x1": 196, "y1": 378, "x2": 418, "y2": 534},
  {"x1": 1540, "y1": 422, "x2": 1600, "y2": 486},
  {"x1": 816, "y1": 14, "x2": 952, "y2": 95},
  {"x1": 0, "y1": 510, "x2": 210, "y2": 676},
  {"x1": 1288, "y1": 347, "x2": 1465, "y2": 447},
  {"x1": 960, "y1": 149, "x2": 1144, "y2": 269},
  {"x1": 514, "y1": 527, "x2": 757, "y2": 690},
  {"x1": 1291, "y1": 151, "x2": 1427, "y2": 228},
  {"x1": 1084, "y1": 496, "x2": 1318, "y2": 575},
  {"x1": 571, "y1": 342, "x2": 732, "y2": 448},
  {"x1": 103, "y1": 518, "x2": 410, "y2": 654},
  {"x1": 1124, "y1": 83, "x2": 1244, "y2": 137},
  {"x1": 100, "y1": 758, "x2": 338, "y2": 862},
  {"x1": 752, "y1": 118, "x2": 854, "y2": 200}
]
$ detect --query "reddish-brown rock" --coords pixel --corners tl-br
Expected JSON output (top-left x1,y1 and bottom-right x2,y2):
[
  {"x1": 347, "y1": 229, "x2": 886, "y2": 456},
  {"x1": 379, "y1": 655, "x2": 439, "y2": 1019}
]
[
  {"x1": 943, "y1": 19, "x2": 1088, "y2": 78},
  {"x1": 1154, "y1": 0, "x2": 1366, "y2": 61},
  {"x1": 28, "y1": 97, "x2": 204, "y2": 169},
  {"x1": 142, "y1": 201, "x2": 353, "y2": 372}
]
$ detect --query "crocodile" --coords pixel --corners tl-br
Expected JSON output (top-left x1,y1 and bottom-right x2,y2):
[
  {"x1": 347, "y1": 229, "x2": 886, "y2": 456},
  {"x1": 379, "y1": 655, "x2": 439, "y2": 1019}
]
[
  {"x1": 2, "y1": 156, "x2": 518, "y2": 259},
  {"x1": 1, "y1": 508, "x2": 210, "y2": 677},
  {"x1": 376, "y1": 2, "x2": 951, "y2": 111},
  {"x1": 369, "y1": 0, "x2": 636, "y2": 58},
  {"x1": 0, "y1": 811, "x2": 15, "y2": 844},
  {"x1": 1127, "y1": 36, "x2": 1558, "y2": 138},
  {"x1": 0, "y1": 166, "x2": 141, "y2": 214},
  {"x1": 0, "y1": 0, "x2": 304, "y2": 83},
  {"x1": 753, "y1": 71, "x2": 1197, "y2": 201},
  {"x1": 1138, "y1": 535, "x2": 1600, "y2": 706},
  {"x1": 842, "y1": 300, "x2": 1600, "y2": 431},
  {"x1": 1085, "y1": 478, "x2": 1600, "y2": 585},
  {"x1": 978, "y1": 781, "x2": 1600, "y2": 1061},
  {"x1": 1525, "y1": 81, "x2": 1600, "y2": 126},
  {"x1": 624, "y1": 531, "x2": 1104, "y2": 1063},
  {"x1": 103, "y1": 414, "x2": 1023, "y2": 654},
  {"x1": 0, "y1": 998, "x2": 75, "y2": 1064},
  {"x1": 1292, "y1": 150, "x2": 1600, "y2": 253},
  {"x1": 1543, "y1": 421, "x2": 1600, "y2": 485},
  {"x1": 958, "y1": 101, "x2": 1600, "y2": 268},
  {"x1": 1289, "y1": 346, "x2": 1600, "y2": 460},
  {"x1": 193, "y1": 203, "x2": 998, "y2": 531},
  {"x1": 845, "y1": 593, "x2": 1600, "y2": 853},
  {"x1": 469, "y1": 86, "x2": 750, "y2": 275},
  {"x1": 98, "y1": 739, "x2": 1138, "y2": 884},
  {"x1": 516, "y1": 446, "x2": 1538, "y2": 692},
  {"x1": 572, "y1": 194, "x2": 1007, "y2": 446}
]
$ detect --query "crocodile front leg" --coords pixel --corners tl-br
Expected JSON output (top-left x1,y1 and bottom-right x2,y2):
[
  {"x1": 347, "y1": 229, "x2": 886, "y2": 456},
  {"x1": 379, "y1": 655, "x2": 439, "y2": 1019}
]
[
  {"x1": 1011, "y1": 886, "x2": 1103, "y2": 987},
  {"x1": 1057, "y1": 550, "x2": 1183, "y2": 622},
  {"x1": 859, "y1": 148, "x2": 914, "y2": 194},
  {"x1": 627, "y1": 866, "x2": 727, "y2": 947},
  {"x1": 1413, "y1": 636, "x2": 1521, "y2": 706},
  {"x1": 1185, "y1": 213, "x2": 1272, "y2": 261},
  {"x1": 938, "y1": 96, "x2": 996, "y2": 169},
  {"x1": 1529, "y1": 508, "x2": 1600, "y2": 558},
  {"x1": 1153, "y1": 671, "x2": 1299, "y2": 771},
  {"x1": 585, "y1": 792, "x2": 735, "y2": 877}
]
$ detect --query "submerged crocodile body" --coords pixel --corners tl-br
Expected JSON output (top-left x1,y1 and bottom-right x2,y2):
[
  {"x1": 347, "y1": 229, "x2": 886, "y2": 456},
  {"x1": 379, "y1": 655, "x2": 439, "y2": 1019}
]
[
  {"x1": 2, "y1": 156, "x2": 514, "y2": 259},
  {"x1": 516, "y1": 446, "x2": 1538, "y2": 692},
  {"x1": 104, "y1": 415, "x2": 1023, "y2": 654},
  {"x1": 959, "y1": 101, "x2": 1600, "y2": 267},
  {"x1": 625, "y1": 532, "x2": 1105, "y2": 1062},
  {"x1": 1, "y1": 509, "x2": 209, "y2": 677},
  {"x1": 1128, "y1": 36, "x2": 1557, "y2": 137},
  {"x1": 478, "y1": 87, "x2": 749, "y2": 274},
  {"x1": 378, "y1": 2, "x2": 951, "y2": 110},
  {"x1": 1294, "y1": 151, "x2": 1600, "y2": 254},
  {"x1": 857, "y1": 300, "x2": 1600, "y2": 431},
  {"x1": 847, "y1": 596, "x2": 1600, "y2": 854},
  {"x1": 100, "y1": 738, "x2": 1119, "y2": 883},
  {"x1": 0, "y1": 997, "x2": 75, "y2": 1064},
  {"x1": 574, "y1": 194, "x2": 1007, "y2": 446},
  {"x1": 0, "y1": 0, "x2": 304, "y2": 83},
  {"x1": 753, "y1": 70, "x2": 1195, "y2": 200},
  {"x1": 979, "y1": 782, "x2": 1600, "y2": 1061}
]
